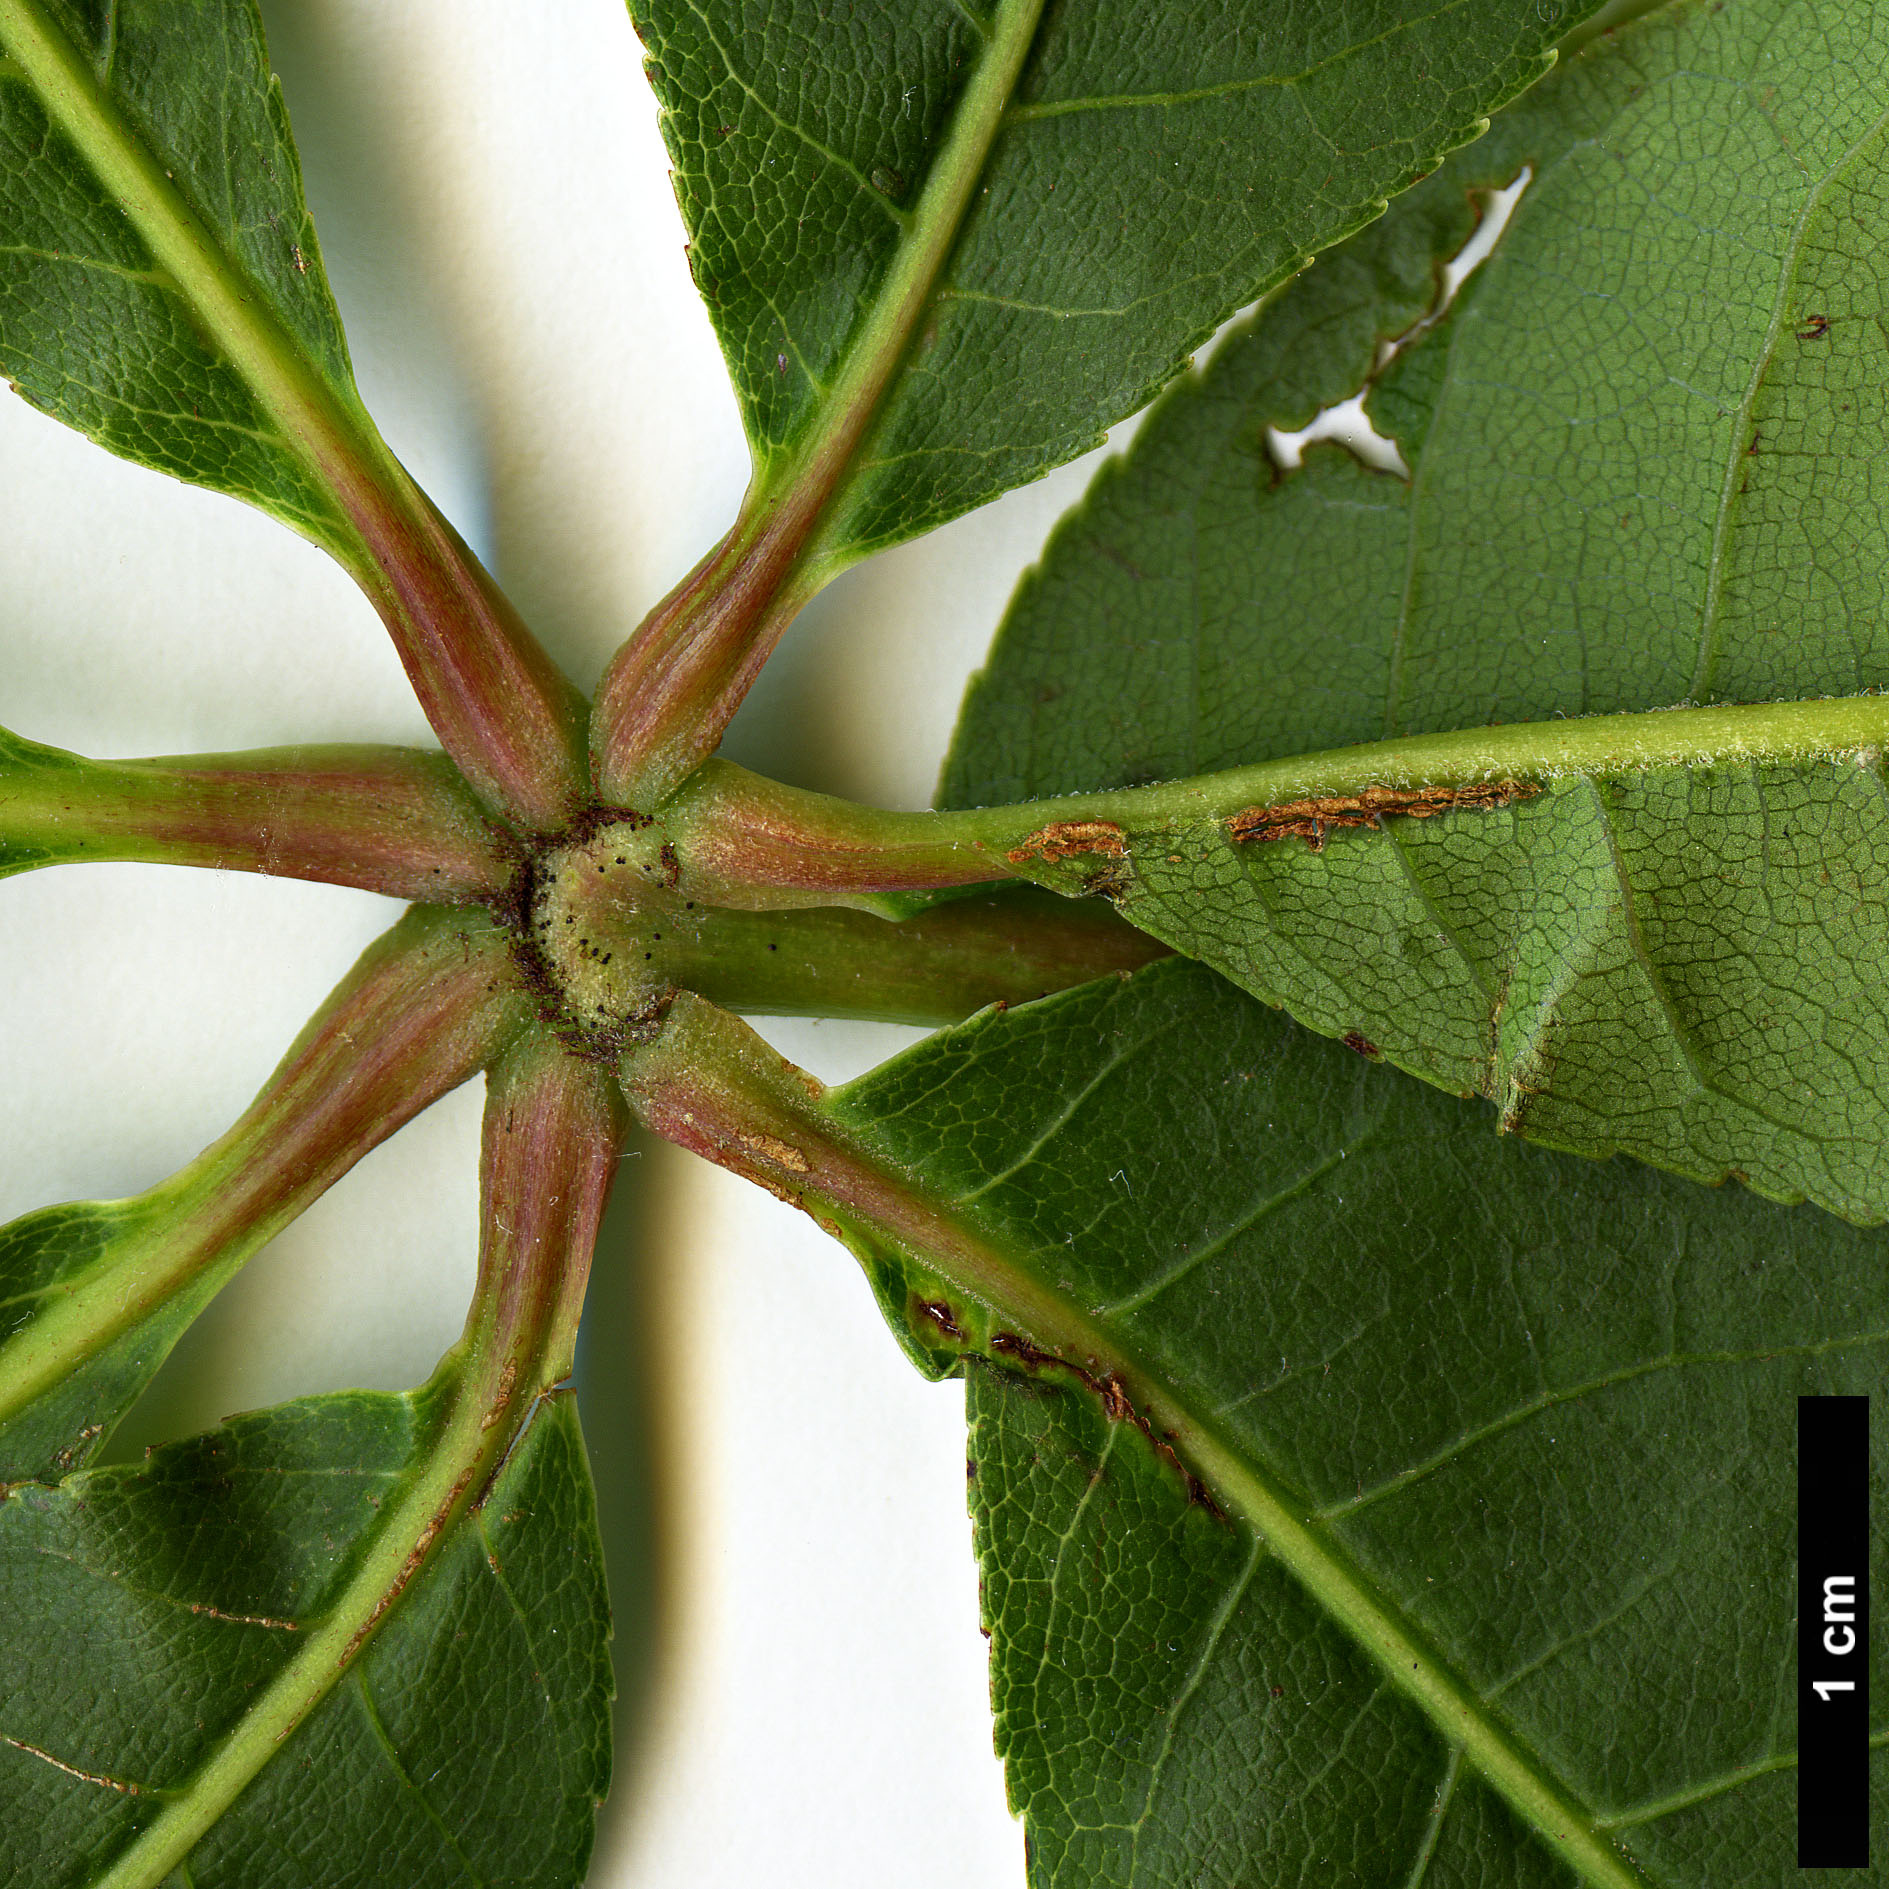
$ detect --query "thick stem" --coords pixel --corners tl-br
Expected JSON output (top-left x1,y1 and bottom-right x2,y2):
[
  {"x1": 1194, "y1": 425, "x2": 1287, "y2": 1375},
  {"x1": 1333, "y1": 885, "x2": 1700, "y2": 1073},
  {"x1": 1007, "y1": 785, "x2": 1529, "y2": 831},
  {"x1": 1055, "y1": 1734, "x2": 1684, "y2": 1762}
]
[
  {"x1": 673, "y1": 891, "x2": 1167, "y2": 1025},
  {"x1": 0, "y1": 0, "x2": 589, "y2": 830},
  {"x1": 588, "y1": 0, "x2": 1051, "y2": 806},
  {"x1": 338, "y1": 489, "x2": 592, "y2": 833},
  {"x1": 617, "y1": 996, "x2": 1652, "y2": 1889},
  {"x1": 618, "y1": 992, "x2": 1120, "y2": 1352},
  {"x1": 584, "y1": 506, "x2": 823, "y2": 814},
  {"x1": 656, "y1": 761, "x2": 1017, "y2": 910},
  {"x1": 0, "y1": 906, "x2": 530, "y2": 1434},
  {"x1": 656, "y1": 696, "x2": 1889, "y2": 906},
  {"x1": 536, "y1": 839, "x2": 1168, "y2": 1030},
  {"x1": 468, "y1": 1033, "x2": 625, "y2": 1386},
  {"x1": 0, "y1": 736, "x2": 512, "y2": 899},
  {"x1": 87, "y1": 1038, "x2": 623, "y2": 1889}
]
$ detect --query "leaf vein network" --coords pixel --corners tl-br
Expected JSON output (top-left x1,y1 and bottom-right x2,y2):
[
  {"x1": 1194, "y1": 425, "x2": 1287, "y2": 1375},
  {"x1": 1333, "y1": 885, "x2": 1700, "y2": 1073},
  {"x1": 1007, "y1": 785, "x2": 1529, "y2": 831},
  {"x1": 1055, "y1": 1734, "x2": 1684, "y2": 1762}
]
[
  {"x1": 1598, "y1": 1729, "x2": 1889, "y2": 1834},
  {"x1": 1012, "y1": 1417, "x2": 1122, "y2": 1742},
  {"x1": 1003, "y1": 0, "x2": 1482, "y2": 125},
  {"x1": 1122, "y1": 1534, "x2": 1263, "y2": 1881},
  {"x1": 1688, "y1": 91, "x2": 1889, "y2": 701},
  {"x1": 947, "y1": 1015, "x2": 1187, "y2": 1206},
  {"x1": 352, "y1": 1665, "x2": 489, "y2": 1887},
  {"x1": 1320, "y1": 1328, "x2": 1889, "y2": 1521},
  {"x1": 1101, "y1": 1139, "x2": 1363, "y2": 1320},
  {"x1": 674, "y1": 0, "x2": 911, "y2": 230},
  {"x1": 28, "y1": 1540, "x2": 307, "y2": 1631}
]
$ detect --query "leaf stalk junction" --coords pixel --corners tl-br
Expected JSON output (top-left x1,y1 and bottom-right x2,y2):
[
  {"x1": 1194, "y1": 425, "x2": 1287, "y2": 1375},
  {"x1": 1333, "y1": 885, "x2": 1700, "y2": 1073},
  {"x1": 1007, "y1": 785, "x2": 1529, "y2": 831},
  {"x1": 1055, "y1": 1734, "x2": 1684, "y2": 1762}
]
[
  {"x1": 0, "y1": 0, "x2": 1857, "y2": 1876},
  {"x1": 19, "y1": 650, "x2": 1866, "y2": 1888},
  {"x1": 0, "y1": 0, "x2": 591, "y2": 832}
]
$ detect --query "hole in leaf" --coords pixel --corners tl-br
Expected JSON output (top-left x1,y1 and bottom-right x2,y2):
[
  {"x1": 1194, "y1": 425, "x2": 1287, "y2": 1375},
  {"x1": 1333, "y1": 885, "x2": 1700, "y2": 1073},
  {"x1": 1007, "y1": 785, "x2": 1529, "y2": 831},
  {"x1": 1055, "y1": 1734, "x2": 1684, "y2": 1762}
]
[
  {"x1": 1437, "y1": 165, "x2": 1532, "y2": 310},
  {"x1": 1265, "y1": 166, "x2": 1533, "y2": 481},
  {"x1": 1267, "y1": 394, "x2": 1410, "y2": 477}
]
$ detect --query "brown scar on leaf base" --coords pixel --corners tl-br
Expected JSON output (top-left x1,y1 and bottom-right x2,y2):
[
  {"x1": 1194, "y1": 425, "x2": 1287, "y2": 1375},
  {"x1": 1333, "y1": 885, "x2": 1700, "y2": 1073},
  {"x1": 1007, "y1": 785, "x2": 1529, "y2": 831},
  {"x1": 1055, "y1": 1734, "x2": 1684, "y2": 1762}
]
[
  {"x1": 710, "y1": 1128, "x2": 817, "y2": 1206},
  {"x1": 480, "y1": 1359, "x2": 518, "y2": 1429},
  {"x1": 184, "y1": 1601, "x2": 300, "y2": 1631},
  {"x1": 1005, "y1": 819, "x2": 1128, "y2": 866},
  {"x1": 1226, "y1": 779, "x2": 1539, "y2": 852},
  {"x1": 49, "y1": 1422, "x2": 105, "y2": 1475},
  {"x1": 914, "y1": 1298, "x2": 965, "y2": 1343},
  {"x1": 987, "y1": 1331, "x2": 1226, "y2": 1519},
  {"x1": 735, "y1": 1131, "x2": 812, "y2": 1175},
  {"x1": 335, "y1": 1461, "x2": 479, "y2": 1679}
]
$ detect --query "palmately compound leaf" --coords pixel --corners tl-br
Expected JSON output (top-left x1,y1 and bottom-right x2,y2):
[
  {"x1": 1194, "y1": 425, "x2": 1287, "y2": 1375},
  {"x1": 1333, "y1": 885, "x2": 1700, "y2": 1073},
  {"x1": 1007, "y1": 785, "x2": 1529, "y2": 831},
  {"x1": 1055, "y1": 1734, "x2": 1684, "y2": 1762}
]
[
  {"x1": 635, "y1": 0, "x2": 1608, "y2": 568},
  {"x1": 0, "y1": 1382, "x2": 610, "y2": 1889},
  {"x1": 938, "y1": 0, "x2": 1889, "y2": 1223},
  {"x1": 821, "y1": 957, "x2": 1887, "y2": 1887}
]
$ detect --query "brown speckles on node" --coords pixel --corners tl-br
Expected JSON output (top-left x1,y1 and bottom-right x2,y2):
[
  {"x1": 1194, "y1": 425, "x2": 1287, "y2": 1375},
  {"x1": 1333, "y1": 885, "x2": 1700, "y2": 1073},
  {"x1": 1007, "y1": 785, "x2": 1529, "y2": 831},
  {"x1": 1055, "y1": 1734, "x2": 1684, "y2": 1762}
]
[{"x1": 561, "y1": 805, "x2": 651, "y2": 844}]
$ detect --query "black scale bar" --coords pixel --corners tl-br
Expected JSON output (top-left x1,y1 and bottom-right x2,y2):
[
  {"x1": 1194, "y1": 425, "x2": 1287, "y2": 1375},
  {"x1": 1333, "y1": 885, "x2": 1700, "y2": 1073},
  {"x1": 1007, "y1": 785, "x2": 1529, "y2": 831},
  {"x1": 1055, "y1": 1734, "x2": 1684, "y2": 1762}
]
[{"x1": 1799, "y1": 1394, "x2": 1870, "y2": 1869}]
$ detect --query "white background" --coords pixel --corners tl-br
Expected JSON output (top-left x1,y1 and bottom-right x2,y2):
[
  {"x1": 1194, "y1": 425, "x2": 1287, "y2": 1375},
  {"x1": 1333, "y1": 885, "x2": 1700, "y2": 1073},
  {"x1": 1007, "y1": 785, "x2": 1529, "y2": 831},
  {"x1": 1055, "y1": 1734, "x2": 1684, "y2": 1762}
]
[{"x1": 0, "y1": 3, "x2": 1143, "y2": 1881}]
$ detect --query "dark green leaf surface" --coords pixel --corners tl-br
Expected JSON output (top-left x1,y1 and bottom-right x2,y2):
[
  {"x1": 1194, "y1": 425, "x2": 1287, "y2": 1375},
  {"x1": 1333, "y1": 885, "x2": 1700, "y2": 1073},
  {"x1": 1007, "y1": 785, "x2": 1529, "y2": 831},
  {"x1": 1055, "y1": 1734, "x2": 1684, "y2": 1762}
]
[
  {"x1": 636, "y1": 0, "x2": 1605, "y2": 564},
  {"x1": 946, "y1": 0, "x2": 1889, "y2": 793},
  {"x1": 0, "y1": 1196, "x2": 226, "y2": 1486},
  {"x1": 833, "y1": 957, "x2": 1889, "y2": 1885},
  {"x1": 0, "y1": 1384, "x2": 610, "y2": 1889},
  {"x1": 0, "y1": 724, "x2": 84, "y2": 877},
  {"x1": 943, "y1": 0, "x2": 1889, "y2": 1221},
  {"x1": 0, "y1": 0, "x2": 369, "y2": 543}
]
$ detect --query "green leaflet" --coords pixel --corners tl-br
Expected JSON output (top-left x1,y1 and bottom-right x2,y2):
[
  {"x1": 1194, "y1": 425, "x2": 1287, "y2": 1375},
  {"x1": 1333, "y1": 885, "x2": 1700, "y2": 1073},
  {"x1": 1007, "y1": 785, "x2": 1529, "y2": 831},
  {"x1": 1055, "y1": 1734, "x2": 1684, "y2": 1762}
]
[
  {"x1": 0, "y1": 1197, "x2": 231, "y2": 1487},
  {"x1": 937, "y1": 136, "x2": 1489, "y2": 805},
  {"x1": 0, "y1": 1383, "x2": 611, "y2": 1889},
  {"x1": 939, "y1": 0, "x2": 1889, "y2": 1221},
  {"x1": 945, "y1": 0, "x2": 1889, "y2": 791},
  {"x1": 829, "y1": 957, "x2": 1889, "y2": 1886},
  {"x1": 0, "y1": 1038, "x2": 618, "y2": 1889},
  {"x1": 634, "y1": 0, "x2": 1607, "y2": 566},
  {"x1": 984, "y1": 733, "x2": 1889, "y2": 1226},
  {"x1": 0, "y1": 0, "x2": 368, "y2": 545}
]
